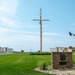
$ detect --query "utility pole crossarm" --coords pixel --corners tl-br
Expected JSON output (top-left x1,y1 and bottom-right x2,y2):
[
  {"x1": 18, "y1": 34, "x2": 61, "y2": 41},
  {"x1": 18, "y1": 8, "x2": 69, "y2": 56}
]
[
  {"x1": 32, "y1": 19, "x2": 40, "y2": 21},
  {"x1": 42, "y1": 19, "x2": 50, "y2": 21},
  {"x1": 32, "y1": 8, "x2": 49, "y2": 53},
  {"x1": 32, "y1": 19, "x2": 49, "y2": 21}
]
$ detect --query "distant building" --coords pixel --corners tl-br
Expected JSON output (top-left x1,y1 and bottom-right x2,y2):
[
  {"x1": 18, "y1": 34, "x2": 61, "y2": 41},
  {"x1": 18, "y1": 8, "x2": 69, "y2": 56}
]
[
  {"x1": 72, "y1": 47, "x2": 75, "y2": 52},
  {"x1": 0, "y1": 47, "x2": 13, "y2": 54},
  {"x1": 50, "y1": 47, "x2": 73, "y2": 52}
]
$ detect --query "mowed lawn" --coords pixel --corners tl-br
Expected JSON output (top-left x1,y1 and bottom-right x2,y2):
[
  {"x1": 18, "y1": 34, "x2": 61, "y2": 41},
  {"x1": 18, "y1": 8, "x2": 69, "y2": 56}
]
[
  {"x1": 0, "y1": 53, "x2": 52, "y2": 75},
  {"x1": 0, "y1": 53, "x2": 75, "y2": 75}
]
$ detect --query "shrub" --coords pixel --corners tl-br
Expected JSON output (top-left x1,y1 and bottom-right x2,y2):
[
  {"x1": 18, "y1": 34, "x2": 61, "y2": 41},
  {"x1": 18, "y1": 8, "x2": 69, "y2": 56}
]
[
  {"x1": 21, "y1": 50, "x2": 24, "y2": 53},
  {"x1": 69, "y1": 46, "x2": 72, "y2": 49},
  {"x1": 30, "y1": 52, "x2": 51, "y2": 55},
  {"x1": 37, "y1": 61, "x2": 47, "y2": 70}
]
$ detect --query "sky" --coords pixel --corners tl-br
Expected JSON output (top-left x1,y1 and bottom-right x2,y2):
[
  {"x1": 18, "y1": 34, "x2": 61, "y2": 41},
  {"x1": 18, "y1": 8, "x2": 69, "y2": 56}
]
[{"x1": 0, "y1": 0, "x2": 75, "y2": 52}]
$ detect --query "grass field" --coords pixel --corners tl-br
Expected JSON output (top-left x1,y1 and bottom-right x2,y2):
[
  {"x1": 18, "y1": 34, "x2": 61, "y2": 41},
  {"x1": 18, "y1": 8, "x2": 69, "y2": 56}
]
[
  {"x1": 0, "y1": 53, "x2": 53, "y2": 75},
  {"x1": 0, "y1": 53, "x2": 75, "y2": 75}
]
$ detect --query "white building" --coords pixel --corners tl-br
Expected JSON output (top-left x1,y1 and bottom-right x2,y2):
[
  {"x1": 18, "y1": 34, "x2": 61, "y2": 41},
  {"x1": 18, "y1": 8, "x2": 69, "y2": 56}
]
[
  {"x1": 0, "y1": 47, "x2": 13, "y2": 54},
  {"x1": 50, "y1": 47, "x2": 72, "y2": 52}
]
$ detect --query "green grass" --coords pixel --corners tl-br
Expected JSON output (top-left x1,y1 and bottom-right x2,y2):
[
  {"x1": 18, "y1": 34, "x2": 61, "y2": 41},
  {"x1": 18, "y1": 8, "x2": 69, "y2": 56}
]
[
  {"x1": 72, "y1": 53, "x2": 75, "y2": 64},
  {"x1": 0, "y1": 53, "x2": 75, "y2": 75},
  {"x1": 0, "y1": 53, "x2": 52, "y2": 75}
]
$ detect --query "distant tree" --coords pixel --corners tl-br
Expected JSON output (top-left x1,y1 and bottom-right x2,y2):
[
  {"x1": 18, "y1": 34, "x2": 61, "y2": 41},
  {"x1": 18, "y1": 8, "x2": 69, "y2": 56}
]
[
  {"x1": 69, "y1": 46, "x2": 72, "y2": 49},
  {"x1": 21, "y1": 50, "x2": 24, "y2": 53},
  {"x1": 38, "y1": 50, "x2": 40, "y2": 52}
]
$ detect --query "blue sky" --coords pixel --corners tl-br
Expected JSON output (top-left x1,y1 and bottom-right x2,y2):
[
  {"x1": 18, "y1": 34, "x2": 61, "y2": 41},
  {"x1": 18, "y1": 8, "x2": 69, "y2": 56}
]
[{"x1": 0, "y1": 0, "x2": 75, "y2": 52}]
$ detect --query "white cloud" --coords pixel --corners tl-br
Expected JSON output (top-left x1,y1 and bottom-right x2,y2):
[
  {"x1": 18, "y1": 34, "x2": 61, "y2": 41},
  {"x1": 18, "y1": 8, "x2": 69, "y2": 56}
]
[
  {"x1": 0, "y1": 0, "x2": 18, "y2": 16},
  {"x1": 0, "y1": 27, "x2": 17, "y2": 33},
  {"x1": 0, "y1": 0, "x2": 19, "y2": 28},
  {"x1": 0, "y1": 17, "x2": 19, "y2": 28},
  {"x1": 43, "y1": 32, "x2": 66, "y2": 37},
  {"x1": 0, "y1": 0, "x2": 21, "y2": 48},
  {"x1": 0, "y1": 0, "x2": 39, "y2": 35}
]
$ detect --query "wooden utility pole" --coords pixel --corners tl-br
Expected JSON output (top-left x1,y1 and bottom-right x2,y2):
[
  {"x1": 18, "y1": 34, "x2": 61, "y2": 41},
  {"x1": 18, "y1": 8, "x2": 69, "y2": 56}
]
[{"x1": 32, "y1": 8, "x2": 49, "y2": 53}]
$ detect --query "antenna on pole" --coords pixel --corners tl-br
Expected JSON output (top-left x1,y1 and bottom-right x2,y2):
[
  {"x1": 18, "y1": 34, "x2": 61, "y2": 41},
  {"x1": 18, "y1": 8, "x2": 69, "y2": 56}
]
[{"x1": 32, "y1": 8, "x2": 49, "y2": 53}]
